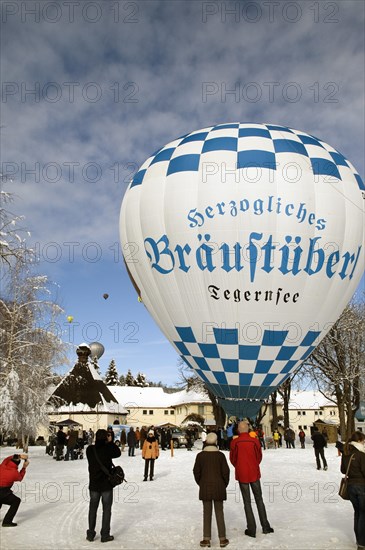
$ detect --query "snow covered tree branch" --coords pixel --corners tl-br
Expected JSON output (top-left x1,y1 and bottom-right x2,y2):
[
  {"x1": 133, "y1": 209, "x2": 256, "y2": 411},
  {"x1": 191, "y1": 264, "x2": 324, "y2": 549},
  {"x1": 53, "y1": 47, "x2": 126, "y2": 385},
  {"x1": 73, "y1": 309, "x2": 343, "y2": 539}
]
[
  {"x1": 0, "y1": 260, "x2": 68, "y2": 450},
  {"x1": 304, "y1": 298, "x2": 365, "y2": 440}
]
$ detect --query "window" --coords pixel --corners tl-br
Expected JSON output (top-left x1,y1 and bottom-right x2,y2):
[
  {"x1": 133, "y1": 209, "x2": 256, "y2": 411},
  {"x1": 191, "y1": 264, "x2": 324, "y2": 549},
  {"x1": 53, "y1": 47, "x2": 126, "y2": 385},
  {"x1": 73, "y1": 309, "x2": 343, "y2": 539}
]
[
  {"x1": 303, "y1": 425, "x2": 307, "y2": 430},
  {"x1": 198, "y1": 405, "x2": 205, "y2": 415},
  {"x1": 302, "y1": 411, "x2": 306, "y2": 416},
  {"x1": 149, "y1": 410, "x2": 153, "y2": 415},
  {"x1": 315, "y1": 411, "x2": 318, "y2": 415},
  {"x1": 319, "y1": 411, "x2": 323, "y2": 416},
  {"x1": 143, "y1": 410, "x2": 147, "y2": 415},
  {"x1": 298, "y1": 411, "x2": 301, "y2": 415},
  {"x1": 164, "y1": 410, "x2": 169, "y2": 415},
  {"x1": 170, "y1": 410, "x2": 174, "y2": 415},
  {"x1": 298, "y1": 425, "x2": 302, "y2": 429}
]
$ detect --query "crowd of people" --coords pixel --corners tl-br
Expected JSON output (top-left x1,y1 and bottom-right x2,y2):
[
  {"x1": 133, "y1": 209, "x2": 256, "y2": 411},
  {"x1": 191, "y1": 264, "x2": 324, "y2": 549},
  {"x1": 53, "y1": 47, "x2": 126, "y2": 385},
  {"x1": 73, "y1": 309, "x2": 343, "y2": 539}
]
[
  {"x1": 46, "y1": 426, "x2": 94, "y2": 461},
  {"x1": 0, "y1": 423, "x2": 364, "y2": 549}
]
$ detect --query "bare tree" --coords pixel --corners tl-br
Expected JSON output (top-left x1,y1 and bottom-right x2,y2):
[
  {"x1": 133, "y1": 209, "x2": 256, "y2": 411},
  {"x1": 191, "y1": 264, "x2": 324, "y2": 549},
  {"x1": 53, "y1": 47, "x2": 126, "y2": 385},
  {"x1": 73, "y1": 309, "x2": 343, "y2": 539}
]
[
  {"x1": 178, "y1": 358, "x2": 226, "y2": 427},
  {"x1": 0, "y1": 261, "x2": 67, "y2": 450},
  {"x1": 303, "y1": 298, "x2": 365, "y2": 441},
  {"x1": 255, "y1": 401, "x2": 268, "y2": 428},
  {"x1": 270, "y1": 390, "x2": 279, "y2": 431}
]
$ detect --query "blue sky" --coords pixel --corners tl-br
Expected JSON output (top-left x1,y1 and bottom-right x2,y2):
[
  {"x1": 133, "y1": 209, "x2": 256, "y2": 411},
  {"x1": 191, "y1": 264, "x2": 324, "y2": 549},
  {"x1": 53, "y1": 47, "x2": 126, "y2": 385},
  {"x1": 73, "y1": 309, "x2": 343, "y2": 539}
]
[{"x1": 1, "y1": 0, "x2": 364, "y2": 384}]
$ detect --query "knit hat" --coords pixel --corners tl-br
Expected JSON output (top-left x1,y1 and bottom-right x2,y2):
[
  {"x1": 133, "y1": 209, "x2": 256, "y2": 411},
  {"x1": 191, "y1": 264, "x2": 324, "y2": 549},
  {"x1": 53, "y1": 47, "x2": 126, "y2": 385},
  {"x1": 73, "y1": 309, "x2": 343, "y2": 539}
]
[
  {"x1": 206, "y1": 433, "x2": 217, "y2": 445},
  {"x1": 148, "y1": 430, "x2": 154, "y2": 436}
]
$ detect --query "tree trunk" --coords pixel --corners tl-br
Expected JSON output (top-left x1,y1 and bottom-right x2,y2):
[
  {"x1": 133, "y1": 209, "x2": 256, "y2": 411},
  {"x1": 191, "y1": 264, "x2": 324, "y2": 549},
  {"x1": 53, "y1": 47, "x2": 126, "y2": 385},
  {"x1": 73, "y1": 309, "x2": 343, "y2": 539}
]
[
  {"x1": 208, "y1": 390, "x2": 226, "y2": 427},
  {"x1": 345, "y1": 397, "x2": 355, "y2": 441},
  {"x1": 335, "y1": 386, "x2": 346, "y2": 441},
  {"x1": 22, "y1": 433, "x2": 29, "y2": 453},
  {"x1": 271, "y1": 391, "x2": 278, "y2": 431},
  {"x1": 278, "y1": 379, "x2": 291, "y2": 429},
  {"x1": 256, "y1": 402, "x2": 268, "y2": 427}
]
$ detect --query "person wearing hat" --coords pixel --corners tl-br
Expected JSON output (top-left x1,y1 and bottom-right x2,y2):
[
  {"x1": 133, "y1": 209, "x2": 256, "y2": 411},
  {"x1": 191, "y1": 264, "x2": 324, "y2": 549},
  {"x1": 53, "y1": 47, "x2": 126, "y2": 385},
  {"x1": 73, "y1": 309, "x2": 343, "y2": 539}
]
[
  {"x1": 193, "y1": 432, "x2": 230, "y2": 548},
  {"x1": 142, "y1": 430, "x2": 159, "y2": 481},
  {"x1": 86, "y1": 429, "x2": 121, "y2": 543},
  {"x1": 0, "y1": 453, "x2": 29, "y2": 527},
  {"x1": 230, "y1": 420, "x2": 274, "y2": 539}
]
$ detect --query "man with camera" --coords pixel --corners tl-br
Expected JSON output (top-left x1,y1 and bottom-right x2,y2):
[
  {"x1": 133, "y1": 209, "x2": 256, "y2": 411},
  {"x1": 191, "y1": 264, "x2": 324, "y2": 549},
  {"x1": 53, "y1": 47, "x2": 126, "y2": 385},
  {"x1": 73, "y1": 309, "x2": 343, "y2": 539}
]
[{"x1": 0, "y1": 453, "x2": 29, "y2": 527}]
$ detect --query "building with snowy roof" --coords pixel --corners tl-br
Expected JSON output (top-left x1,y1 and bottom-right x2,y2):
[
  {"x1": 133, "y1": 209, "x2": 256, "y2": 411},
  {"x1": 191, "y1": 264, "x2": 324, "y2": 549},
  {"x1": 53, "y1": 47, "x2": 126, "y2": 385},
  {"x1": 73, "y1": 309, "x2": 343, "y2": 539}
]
[
  {"x1": 47, "y1": 344, "x2": 128, "y2": 432},
  {"x1": 260, "y1": 390, "x2": 340, "y2": 443},
  {"x1": 108, "y1": 386, "x2": 213, "y2": 427},
  {"x1": 44, "y1": 346, "x2": 340, "y2": 440}
]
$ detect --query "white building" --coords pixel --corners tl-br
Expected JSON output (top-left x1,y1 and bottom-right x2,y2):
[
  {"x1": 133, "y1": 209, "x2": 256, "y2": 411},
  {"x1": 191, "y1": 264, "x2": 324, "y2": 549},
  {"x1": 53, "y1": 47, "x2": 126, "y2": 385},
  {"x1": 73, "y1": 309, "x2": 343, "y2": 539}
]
[
  {"x1": 260, "y1": 390, "x2": 340, "y2": 442},
  {"x1": 108, "y1": 386, "x2": 213, "y2": 428}
]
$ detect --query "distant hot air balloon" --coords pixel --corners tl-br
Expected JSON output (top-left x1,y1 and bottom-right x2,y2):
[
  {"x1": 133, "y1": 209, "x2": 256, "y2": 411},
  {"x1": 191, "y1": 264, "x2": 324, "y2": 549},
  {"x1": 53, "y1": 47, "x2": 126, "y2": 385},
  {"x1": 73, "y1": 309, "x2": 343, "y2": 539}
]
[
  {"x1": 89, "y1": 341, "x2": 105, "y2": 360},
  {"x1": 67, "y1": 315, "x2": 74, "y2": 323},
  {"x1": 120, "y1": 123, "x2": 364, "y2": 418},
  {"x1": 103, "y1": 293, "x2": 109, "y2": 300}
]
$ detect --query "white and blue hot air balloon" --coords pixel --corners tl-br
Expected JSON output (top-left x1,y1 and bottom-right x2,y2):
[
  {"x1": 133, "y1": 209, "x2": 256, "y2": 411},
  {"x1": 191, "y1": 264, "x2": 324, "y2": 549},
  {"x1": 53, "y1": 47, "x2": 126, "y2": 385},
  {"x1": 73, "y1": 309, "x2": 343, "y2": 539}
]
[{"x1": 120, "y1": 123, "x2": 364, "y2": 418}]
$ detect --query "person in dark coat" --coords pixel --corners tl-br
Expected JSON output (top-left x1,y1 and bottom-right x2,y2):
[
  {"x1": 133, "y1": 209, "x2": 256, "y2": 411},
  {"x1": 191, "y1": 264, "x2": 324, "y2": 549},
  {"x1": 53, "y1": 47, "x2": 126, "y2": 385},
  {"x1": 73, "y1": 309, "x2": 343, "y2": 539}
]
[
  {"x1": 193, "y1": 432, "x2": 230, "y2": 548},
  {"x1": 298, "y1": 430, "x2": 306, "y2": 449},
  {"x1": 160, "y1": 428, "x2": 167, "y2": 451},
  {"x1": 0, "y1": 454, "x2": 29, "y2": 526},
  {"x1": 311, "y1": 427, "x2": 328, "y2": 470},
  {"x1": 65, "y1": 429, "x2": 78, "y2": 461},
  {"x1": 340, "y1": 431, "x2": 365, "y2": 549},
  {"x1": 127, "y1": 427, "x2": 136, "y2": 456},
  {"x1": 186, "y1": 429, "x2": 194, "y2": 451},
  {"x1": 230, "y1": 420, "x2": 274, "y2": 538},
  {"x1": 120, "y1": 429, "x2": 126, "y2": 452},
  {"x1": 86, "y1": 429, "x2": 121, "y2": 543},
  {"x1": 140, "y1": 426, "x2": 147, "y2": 450},
  {"x1": 56, "y1": 426, "x2": 67, "y2": 461}
]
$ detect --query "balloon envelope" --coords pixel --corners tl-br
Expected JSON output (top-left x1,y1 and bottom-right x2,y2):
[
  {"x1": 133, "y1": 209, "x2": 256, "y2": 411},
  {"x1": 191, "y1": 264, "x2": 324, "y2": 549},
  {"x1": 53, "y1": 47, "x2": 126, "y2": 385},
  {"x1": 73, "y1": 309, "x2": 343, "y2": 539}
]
[
  {"x1": 120, "y1": 123, "x2": 364, "y2": 417},
  {"x1": 103, "y1": 293, "x2": 109, "y2": 300},
  {"x1": 67, "y1": 315, "x2": 74, "y2": 323},
  {"x1": 89, "y1": 341, "x2": 105, "y2": 360}
]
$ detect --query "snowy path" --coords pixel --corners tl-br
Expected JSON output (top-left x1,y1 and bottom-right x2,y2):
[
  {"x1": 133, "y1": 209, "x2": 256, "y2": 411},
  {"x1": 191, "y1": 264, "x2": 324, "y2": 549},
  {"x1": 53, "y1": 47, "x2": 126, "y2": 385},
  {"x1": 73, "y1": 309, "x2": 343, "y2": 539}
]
[{"x1": 0, "y1": 443, "x2": 356, "y2": 550}]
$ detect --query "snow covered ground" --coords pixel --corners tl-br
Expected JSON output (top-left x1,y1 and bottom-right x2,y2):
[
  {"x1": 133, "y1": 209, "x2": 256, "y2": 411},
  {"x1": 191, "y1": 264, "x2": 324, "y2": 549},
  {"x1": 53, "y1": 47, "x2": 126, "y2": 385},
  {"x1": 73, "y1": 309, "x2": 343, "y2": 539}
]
[{"x1": 0, "y1": 442, "x2": 356, "y2": 550}]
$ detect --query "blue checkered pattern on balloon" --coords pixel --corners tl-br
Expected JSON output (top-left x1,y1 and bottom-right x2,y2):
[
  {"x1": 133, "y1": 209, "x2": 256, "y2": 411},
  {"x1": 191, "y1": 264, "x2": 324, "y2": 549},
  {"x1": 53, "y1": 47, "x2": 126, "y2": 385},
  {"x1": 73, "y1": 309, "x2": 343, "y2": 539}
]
[
  {"x1": 130, "y1": 123, "x2": 364, "y2": 191},
  {"x1": 173, "y1": 326, "x2": 321, "y2": 401}
]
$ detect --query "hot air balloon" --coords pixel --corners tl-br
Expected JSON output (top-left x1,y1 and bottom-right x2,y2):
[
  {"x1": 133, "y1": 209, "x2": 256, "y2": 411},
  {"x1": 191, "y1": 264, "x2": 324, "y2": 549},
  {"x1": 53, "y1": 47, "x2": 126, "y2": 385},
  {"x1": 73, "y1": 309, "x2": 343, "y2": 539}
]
[
  {"x1": 120, "y1": 123, "x2": 364, "y2": 418},
  {"x1": 103, "y1": 293, "x2": 109, "y2": 300},
  {"x1": 67, "y1": 315, "x2": 74, "y2": 323},
  {"x1": 89, "y1": 341, "x2": 105, "y2": 360}
]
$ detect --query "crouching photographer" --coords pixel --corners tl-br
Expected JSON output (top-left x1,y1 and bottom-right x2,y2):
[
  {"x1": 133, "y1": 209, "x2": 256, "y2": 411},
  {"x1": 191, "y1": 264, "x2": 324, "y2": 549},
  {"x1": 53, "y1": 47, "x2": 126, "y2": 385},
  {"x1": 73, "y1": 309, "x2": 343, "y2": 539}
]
[{"x1": 0, "y1": 454, "x2": 29, "y2": 527}]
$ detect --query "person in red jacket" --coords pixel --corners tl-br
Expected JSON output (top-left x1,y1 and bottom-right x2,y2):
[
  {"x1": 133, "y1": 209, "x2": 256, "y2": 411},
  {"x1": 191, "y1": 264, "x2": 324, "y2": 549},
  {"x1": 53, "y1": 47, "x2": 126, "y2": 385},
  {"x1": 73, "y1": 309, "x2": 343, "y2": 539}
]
[
  {"x1": 230, "y1": 420, "x2": 274, "y2": 539},
  {"x1": 0, "y1": 453, "x2": 29, "y2": 527}
]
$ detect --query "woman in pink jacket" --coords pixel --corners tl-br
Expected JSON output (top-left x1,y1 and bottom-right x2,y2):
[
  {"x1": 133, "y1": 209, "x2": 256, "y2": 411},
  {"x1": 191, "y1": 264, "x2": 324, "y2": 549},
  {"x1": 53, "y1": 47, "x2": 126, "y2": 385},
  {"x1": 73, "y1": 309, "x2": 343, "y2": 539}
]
[{"x1": 142, "y1": 430, "x2": 159, "y2": 481}]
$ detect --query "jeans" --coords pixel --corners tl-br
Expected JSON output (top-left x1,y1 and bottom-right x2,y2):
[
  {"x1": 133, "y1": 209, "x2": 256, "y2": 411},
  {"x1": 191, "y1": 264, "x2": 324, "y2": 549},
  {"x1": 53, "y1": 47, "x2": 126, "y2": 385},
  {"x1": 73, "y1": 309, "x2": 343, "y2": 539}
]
[
  {"x1": 65, "y1": 446, "x2": 75, "y2": 461},
  {"x1": 314, "y1": 448, "x2": 327, "y2": 469},
  {"x1": 239, "y1": 480, "x2": 272, "y2": 534},
  {"x1": 202, "y1": 500, "x2": 226, "y2": 539},
  {"x1": 88, "y1": 490, "x2": 113, "y2": 539},
  {"x1": 348, "y1": 484, "x2": 365, "y2": 547},
  {"x1": 0, "y1": 488, "x2": 21, "y2": 524}
]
